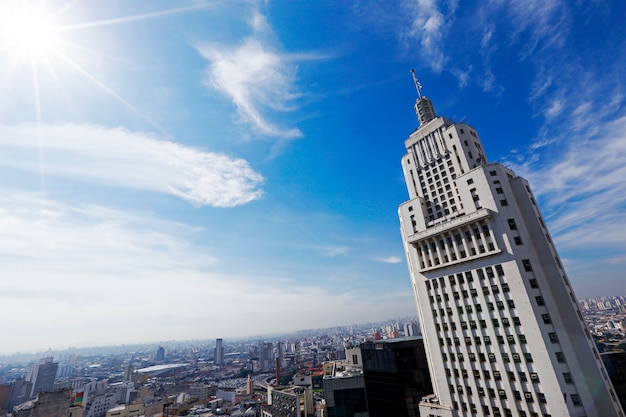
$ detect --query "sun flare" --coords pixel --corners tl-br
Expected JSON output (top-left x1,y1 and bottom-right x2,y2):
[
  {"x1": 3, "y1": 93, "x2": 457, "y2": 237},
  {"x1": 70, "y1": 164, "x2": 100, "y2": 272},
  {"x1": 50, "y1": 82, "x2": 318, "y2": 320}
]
[{"x1": 0, "y1": 6, "x2": 60, "y2": 59}]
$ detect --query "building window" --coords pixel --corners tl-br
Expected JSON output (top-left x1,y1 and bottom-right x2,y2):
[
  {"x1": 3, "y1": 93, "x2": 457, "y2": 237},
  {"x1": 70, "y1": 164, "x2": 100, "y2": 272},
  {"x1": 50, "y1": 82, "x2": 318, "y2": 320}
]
[
  {"x1": 535, "y1": 296, "x2": 545, "y2": 306},
  {"x1": 571, "y1": 394, "x2": 582, "y2": 406},
  {"x1": 524, "y1": 392, "x2": 534, "y2": 402},
  {"x1": 530, "y1": 372, "x2": 539, "y2": 382},
  {"x1": 467, "y1": 178, "x2": 474, "y2": 185},
  {"x1": 496, "y1": 187, "x2": 503, "y2": 194},
  {"x1": 563, "y1": 372, "x2": 573, "y2": 383},
  {"x1": 489, "y1": 170, "x2": 497, "y2": 176},
  {"x1": 507, "y1": 219, "x2": 517, "y2": 230},
  {"x1": 500, "y1": 199, "x2": 508, "y2": 206},
  {"x1": 524, "y1": 353, "x2": 533, "y2": 363},
  {"x1": 556, "y1": 352, "x2": 566, "y2": 363},
  {"x1": 507, "y1": 299, "x2": 515, "y2": 308},
  {"x1": 529, "y1": 279, "x2": 538, "y2": 288},
  {"x1": 542, "y1": 314, "x2": 552, "y2": 324},
  {"x1": 522, "y1": 259, "x2": 533, "y2": 272},
  {"x1": 519, "y1": 334, "x2": 527, "y2": 344},
  {"x1": 537, "y1": 393, "x2": 546, "y2": 404},
  {"x1": 512, "y1": 317, "x2": 521, "y2": 326},
  {"x1": 514, "y1": 236, "x2": 523, "y2": 245},
  {"x1": 519, "y1": 372, "x2": 528, "y2": 382}
]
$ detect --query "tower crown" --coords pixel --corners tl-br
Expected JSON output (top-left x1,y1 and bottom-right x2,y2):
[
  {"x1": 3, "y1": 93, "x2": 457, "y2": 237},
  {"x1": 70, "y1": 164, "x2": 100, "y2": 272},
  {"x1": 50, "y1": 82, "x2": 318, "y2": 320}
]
[{"x1": 411, "y1": 70, "x2": 436, "y2": 126}]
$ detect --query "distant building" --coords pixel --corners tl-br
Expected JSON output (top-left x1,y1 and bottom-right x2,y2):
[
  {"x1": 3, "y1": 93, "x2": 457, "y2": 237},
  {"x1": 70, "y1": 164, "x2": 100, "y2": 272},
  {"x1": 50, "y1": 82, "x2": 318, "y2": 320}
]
[
  {"x1": 189, "y1": 382, "x2": 209, "y2": 402},
  {"x1": 155, "y1": 346, "x2": 165, "y2": 362},
  {"x1": 6, "y1": 378, "x2": 32, "y2": 411},
  {"x1": 215, "y1": 338, "x2": 225, "y2": 366},
  {"x1": 26, "y1": 357, "x2": 58, "y2": 399},
  {"x1": 0, "y1": 383, "x2": 11, "y2": 411},
  {"x1": 403, "y1": 322, "x2": 420, "y2": 337},
  {"x1": 12, "y1": 388, "x2": 72, "y2": 417},
  {"x1": 360, "y1": 337, "x2": 432, "y2": 417},
  {"x1": 263, "y1": 386, "x2": 311, "y2": 417},
  {"x1": 83, "y1": 393, "x2": 115, "y2": 417},
  {"x1": 260, "y1": 342, "x2": 274, "y2": 370},
  {"x1": 105, "y1": 402, "x2": 144, "y2": 417}
]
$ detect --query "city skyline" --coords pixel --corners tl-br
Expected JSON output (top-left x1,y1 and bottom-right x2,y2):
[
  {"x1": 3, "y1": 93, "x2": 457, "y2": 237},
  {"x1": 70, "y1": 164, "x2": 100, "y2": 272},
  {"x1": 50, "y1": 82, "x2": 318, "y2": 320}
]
[{"x1": 0, "y1": 0, "x2": 624, "y2": 355}]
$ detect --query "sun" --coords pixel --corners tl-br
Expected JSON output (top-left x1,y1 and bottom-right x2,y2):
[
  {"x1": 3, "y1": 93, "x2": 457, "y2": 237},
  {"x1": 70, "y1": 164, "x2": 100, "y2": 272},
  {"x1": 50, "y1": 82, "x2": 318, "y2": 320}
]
[{"x1": 0, "y1": 3, "x2": 61, "y2": 60}]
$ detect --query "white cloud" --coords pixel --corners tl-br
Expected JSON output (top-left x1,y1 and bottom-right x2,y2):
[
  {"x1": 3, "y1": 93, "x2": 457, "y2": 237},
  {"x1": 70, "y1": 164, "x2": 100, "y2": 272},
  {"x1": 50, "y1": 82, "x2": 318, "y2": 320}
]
[
  {"x1": 376, "y1": 256, "x2": 403, "y2": 264},
  {"x1": 0, "y1": 123, "x2": 264, "y2": 207},
  {"x1": 319, "y1": 245, "x2": 350, "y2": 258},
  {"x1": 197, "y1": 11, "x2": 306, "y2": 139},
  {"x1": 402, "y1": 0, "x2": 449, "y2": 73},
  {"x1": 512, "y1": 114, "x2": 626, "y2": 254},
  {"x1": 0, "y1": 192, "x2": 416, "y2": 354}
]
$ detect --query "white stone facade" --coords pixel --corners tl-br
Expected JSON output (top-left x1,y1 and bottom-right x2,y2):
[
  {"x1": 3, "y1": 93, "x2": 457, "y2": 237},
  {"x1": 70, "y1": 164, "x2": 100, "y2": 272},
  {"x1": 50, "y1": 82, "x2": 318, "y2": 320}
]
[{"x1": 398, "y1": 96, "x2": 624, "y2": 417}]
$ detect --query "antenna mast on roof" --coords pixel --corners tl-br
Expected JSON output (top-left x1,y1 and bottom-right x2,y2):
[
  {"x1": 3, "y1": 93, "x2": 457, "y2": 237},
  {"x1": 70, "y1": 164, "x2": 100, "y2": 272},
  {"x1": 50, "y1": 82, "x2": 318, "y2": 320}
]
[{"x1": 411, "y1": 69, "x2": 423, "y2": 98}]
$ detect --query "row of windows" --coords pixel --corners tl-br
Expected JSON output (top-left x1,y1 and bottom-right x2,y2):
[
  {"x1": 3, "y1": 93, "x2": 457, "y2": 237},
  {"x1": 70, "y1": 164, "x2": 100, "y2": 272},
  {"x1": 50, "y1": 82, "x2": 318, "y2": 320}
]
[
  {"x1": 429, "y1": 287, "x2": 513, "y2": 305},
  {"x1": 432, "y1": 298, "x2": 516, "y2": 316},
  {"x1": 452, "y1": 385, "x2": 545, "y2": 403},
  {"x1": 451, "y1": 401, "x2": 551, "y2": 417},
  {"x1": 426, "y1": 265, "x2": 505, "y2": 290},
  {"x1": 441, "y1": 350, "x2": 533, "y2": 364},
  {"x1": 439, "y1": 333, "x2": 527, "y2": 347},
  {"x1": 434, "y1": 316, "x2": 522, "y2": 332},
  {"x1": 446, "y1": 368, "x2": 539, "y2": 382}
]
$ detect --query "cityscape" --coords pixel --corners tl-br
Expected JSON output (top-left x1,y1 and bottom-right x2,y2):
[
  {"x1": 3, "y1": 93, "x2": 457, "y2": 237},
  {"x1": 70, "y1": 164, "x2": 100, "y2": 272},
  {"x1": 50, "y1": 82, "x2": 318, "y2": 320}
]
[
  {"x1": 1, "y1": 1, "x2": 625, "y2": 417},
  {"x1": 0, "y1": 297, "x2": 624, "y2": 417},
  {"x1": 1, "y1": 89, "x2": 626, "y2": 416}
]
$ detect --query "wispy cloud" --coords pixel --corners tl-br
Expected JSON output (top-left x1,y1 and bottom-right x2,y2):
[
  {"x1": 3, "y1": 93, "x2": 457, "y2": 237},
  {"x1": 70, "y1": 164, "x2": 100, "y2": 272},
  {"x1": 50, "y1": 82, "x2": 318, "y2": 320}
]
[
  {"x1": 319, "y1": 245, "x2": 350, "y2": 258},
  {"x1": 512, "y1": 115, "x2": 626, "y2": 256},
  {"x1": 0, "y1": 123, "x2": 264, "y2": 207},
  {"x1": 197, "y1": 11, "x2": 312, "y2": 139},
  {"x1": 376, "y1": 256, "x2": 403, "y2": 264},
  {"x1": 401, "y1": 0, "x2": 450, "y2": 73}
]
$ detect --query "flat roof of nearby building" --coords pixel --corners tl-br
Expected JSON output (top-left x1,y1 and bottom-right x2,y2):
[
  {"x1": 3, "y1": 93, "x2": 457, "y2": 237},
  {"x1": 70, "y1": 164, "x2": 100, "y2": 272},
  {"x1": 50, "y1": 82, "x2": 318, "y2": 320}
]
[{"x1": 136, "y1": 363, "x2": 189, "y2": 375}]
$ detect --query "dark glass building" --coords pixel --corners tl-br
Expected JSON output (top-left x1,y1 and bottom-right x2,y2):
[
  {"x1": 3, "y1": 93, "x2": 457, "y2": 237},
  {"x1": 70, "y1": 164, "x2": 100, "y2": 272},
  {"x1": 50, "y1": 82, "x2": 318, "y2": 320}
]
[{"x1": 360, "y1": 337, "x2": 432, "y2": 417}]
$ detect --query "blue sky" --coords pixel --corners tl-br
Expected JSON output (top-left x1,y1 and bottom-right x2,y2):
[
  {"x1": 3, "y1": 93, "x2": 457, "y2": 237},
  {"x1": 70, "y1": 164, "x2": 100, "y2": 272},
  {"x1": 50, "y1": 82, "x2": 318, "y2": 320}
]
[{"x1": 0, "y1": 0, "x2": 624, "y2": 354}]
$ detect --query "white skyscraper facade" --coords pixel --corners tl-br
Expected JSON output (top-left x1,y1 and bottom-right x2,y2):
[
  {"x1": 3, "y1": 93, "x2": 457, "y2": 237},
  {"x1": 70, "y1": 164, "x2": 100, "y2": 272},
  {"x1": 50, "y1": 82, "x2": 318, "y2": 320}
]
[{"x1": 398, "y1": 87, "x2": 624, "y2": 417}]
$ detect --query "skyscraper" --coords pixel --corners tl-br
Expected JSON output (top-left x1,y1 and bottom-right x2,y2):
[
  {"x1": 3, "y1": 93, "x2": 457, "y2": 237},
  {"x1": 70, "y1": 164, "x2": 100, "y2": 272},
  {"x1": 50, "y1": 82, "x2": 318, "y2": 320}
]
[
  {"x1": 215, "y1": 338, "x2": 224, "y2": 367},
  {"x1": 26, "y1": 357, "x2": 58, "y2": 399},
  {"x1": 398, "y1": 80, "x2": 624, "y2": 417}
]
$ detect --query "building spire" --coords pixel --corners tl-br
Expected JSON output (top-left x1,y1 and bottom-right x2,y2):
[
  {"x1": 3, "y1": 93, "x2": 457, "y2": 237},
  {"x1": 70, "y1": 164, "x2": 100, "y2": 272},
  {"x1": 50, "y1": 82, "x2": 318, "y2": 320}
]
[
  {"x1": 411, "y1": 69, "x2": 423, "y2": 99},
  {"x1": 411, "y1": 70, "x2": 436, "y2": 127}
]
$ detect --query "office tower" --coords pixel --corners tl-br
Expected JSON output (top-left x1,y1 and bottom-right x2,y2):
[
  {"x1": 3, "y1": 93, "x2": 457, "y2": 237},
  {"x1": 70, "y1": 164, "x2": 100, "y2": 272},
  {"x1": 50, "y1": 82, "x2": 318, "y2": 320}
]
[
  {"x1": 261, "y1": 342, "x2": 274, "y2": 370},
  {"x1": 360, "y1": 337, "x2": 432, "y2": 417},
  {"x1": 215, "y1": 338, "x2": 224, "y2": 366},
  {"x1": 26, "y1": 357, "x2": 58, "y2": 399},
  {"x1": 155, "y1": 346, "x2": 165, "y2": 362},
  {"x1": 398, "y1": 81, "x2": 624, "y2": 417},
  {"x1": 6, "y1": 378, "x2": 32, "y2": 410}
]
